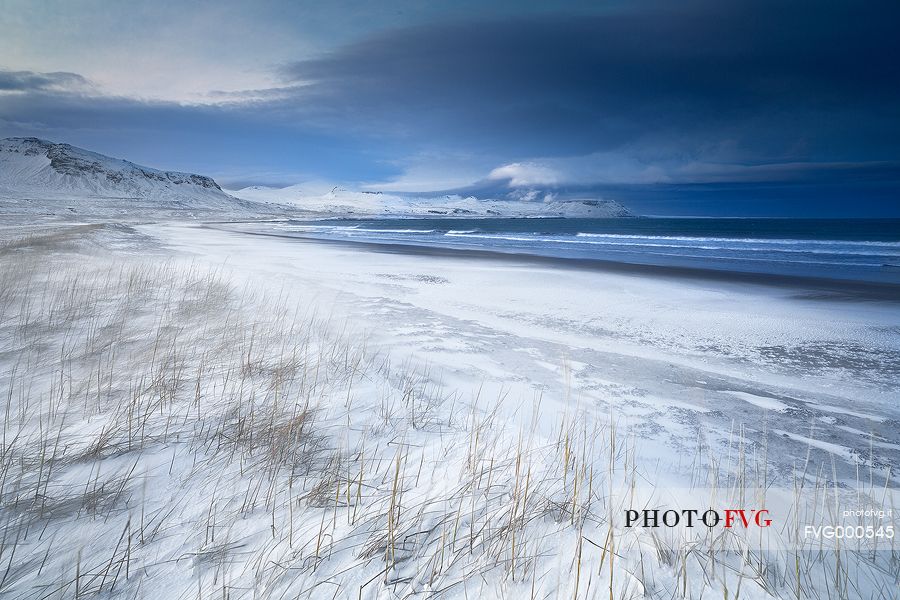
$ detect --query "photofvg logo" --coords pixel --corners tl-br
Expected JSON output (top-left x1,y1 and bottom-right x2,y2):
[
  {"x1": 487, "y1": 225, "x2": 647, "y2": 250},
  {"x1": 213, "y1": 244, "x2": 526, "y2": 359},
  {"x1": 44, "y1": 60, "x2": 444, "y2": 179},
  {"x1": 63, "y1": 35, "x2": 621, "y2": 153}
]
[
  {"x1": 625, "y1": 508, "x2": 772, "y2": 529},
  {"x1": 617, "y1": 487, "x2": 899, "y2": 553}
]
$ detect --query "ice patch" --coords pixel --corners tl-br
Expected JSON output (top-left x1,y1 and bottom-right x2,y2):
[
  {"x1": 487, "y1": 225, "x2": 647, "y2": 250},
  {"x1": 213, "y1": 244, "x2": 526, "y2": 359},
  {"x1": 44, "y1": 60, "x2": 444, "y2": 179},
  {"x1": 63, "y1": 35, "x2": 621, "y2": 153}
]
[
  {"x1": 774, "y1": 429, "x2": 855, "y2": 461},
  {"x1": 725, "y1": 390, "x2": 790, "y2": 411}
]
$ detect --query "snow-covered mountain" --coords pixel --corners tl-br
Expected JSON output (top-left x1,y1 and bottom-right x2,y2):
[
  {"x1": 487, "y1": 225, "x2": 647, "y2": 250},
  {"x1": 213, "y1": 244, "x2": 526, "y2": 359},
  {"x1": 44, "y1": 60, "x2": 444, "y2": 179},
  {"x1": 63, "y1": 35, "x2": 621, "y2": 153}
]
[
  {"x1": 233, "y1": 184, "x2": 632, "y2": 218},
  {"x1": 0, "y1": 137, "x2": 261, "y2": 218},
  {"x1": 0, "y1": 137, "x2": 632, "y2": 220}
]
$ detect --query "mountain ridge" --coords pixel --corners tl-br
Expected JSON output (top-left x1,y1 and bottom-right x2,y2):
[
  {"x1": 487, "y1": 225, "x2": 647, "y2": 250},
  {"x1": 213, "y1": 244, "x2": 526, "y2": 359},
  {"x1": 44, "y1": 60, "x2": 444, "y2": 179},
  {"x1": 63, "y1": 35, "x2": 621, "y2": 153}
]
[
  {"x1": 233, "y1": 183, "x2": 633, "y2": 218},
  {"x1": 0, "y1": 137, "x2": 225, "y2": 200},
  {"x1": 0, "y1": 138, "x2": 633, "y2": 219}
]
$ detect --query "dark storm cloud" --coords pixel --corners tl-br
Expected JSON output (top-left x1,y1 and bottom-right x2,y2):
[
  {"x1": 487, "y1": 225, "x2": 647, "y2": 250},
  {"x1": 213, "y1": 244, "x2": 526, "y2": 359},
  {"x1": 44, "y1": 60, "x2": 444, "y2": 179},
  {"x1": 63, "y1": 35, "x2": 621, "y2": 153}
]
[
  {"x1": 0, "y1": 70, "x2": 91, "y2": 92},
  {"x1": 281, "y1": 0, "x2": 900, "y2": 164}
]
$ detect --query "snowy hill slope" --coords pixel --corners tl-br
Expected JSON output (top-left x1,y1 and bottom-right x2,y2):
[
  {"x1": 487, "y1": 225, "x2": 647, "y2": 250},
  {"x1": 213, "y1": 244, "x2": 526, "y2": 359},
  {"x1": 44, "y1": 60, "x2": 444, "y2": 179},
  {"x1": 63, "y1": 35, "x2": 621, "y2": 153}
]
[
  {"x1": 0, "y1": 137, "x2": 265, "y2": 218},
  {"x1": 0, "y1": 137, "x2": 631, "y2": 220},
  {"x1": 234, "y1": 184, "x2": 632, "y2": 218}
]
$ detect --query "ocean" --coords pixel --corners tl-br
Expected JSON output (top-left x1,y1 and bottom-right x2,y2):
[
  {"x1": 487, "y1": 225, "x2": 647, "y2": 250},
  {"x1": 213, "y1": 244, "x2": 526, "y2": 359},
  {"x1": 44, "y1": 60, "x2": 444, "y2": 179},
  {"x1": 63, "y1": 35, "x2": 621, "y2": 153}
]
[{"x1": 271, "y1": 217, "x2": 900, "y2": 284}]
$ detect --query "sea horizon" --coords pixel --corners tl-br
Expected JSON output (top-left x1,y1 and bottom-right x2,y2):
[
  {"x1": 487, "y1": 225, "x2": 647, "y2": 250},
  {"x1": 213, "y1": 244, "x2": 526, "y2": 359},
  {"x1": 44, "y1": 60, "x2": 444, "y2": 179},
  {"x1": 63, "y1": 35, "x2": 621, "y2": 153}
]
[{"x1": 243, "y1": 216, "x2": 900, "y2": 286}]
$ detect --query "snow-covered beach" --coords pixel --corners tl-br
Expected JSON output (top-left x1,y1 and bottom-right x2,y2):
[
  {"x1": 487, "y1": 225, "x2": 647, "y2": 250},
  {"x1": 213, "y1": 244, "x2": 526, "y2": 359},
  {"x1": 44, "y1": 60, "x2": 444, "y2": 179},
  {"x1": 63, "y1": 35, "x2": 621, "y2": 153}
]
[
  {"x1": 157, "y1": 220, "x2": 900, "y2": 482},
  {"x1": 2, "y1": 214, "x2": 897, "y2": 599}
]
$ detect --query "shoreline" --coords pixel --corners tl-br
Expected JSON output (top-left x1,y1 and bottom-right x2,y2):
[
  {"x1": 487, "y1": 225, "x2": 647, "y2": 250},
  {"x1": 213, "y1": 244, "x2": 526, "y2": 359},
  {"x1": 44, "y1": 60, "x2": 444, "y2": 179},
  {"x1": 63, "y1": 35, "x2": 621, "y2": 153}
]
[{"x1": 208, "y1": 223, "x2": 900, "y2": 302}]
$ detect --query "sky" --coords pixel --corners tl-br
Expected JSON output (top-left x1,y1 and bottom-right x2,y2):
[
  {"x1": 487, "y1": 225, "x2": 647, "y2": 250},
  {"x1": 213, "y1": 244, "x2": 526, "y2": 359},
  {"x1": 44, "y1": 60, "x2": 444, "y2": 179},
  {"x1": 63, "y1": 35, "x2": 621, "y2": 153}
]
[{"x1": 1, "y1": 0, "x2": 898, "y2": 216}]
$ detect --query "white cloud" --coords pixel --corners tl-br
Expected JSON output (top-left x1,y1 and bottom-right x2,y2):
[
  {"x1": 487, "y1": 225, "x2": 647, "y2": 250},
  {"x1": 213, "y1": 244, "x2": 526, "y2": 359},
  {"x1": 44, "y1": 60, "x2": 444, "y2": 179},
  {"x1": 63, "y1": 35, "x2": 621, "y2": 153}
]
[
  {"x1": 488, "y1": 154, "x2": 670, "y2": 187},
  {"x1": 488, "y1": 162, "x2": 560, "y2": 186},
  {"x1": 362, "y1": 153, "x2": 488, "y2": 192},
  {"x1": 0, "y1": 1, "x2": 314, "y2": 103}
]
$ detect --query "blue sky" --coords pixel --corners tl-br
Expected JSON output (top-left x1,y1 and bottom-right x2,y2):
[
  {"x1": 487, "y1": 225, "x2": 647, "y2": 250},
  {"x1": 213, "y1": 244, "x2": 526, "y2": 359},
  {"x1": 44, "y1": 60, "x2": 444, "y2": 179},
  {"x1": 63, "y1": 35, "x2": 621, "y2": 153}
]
[{"x1": 1, "y1": 0, "x2": 898, "y2": 216}]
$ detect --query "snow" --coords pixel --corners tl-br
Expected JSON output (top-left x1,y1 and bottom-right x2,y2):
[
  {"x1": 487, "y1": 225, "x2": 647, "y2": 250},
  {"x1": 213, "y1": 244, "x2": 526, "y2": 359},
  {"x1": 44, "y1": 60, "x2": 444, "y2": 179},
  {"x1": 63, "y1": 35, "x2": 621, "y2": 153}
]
[
  {"x1": 0, "y1": 138, "x2": 221, "y2": 200},
  {"x1": 158, "y1": 222, "x2": 900, "y2": 468},
  {"x1": 231, "y1": 183, "x2": 632, "y2": 218},
  {"x1": 0, "y1": 141, "x2": 897, "y2": 599},
  {"x1": 773, "y1": 430, "x2": 856, "y2": 462},
  {"x1": 0, "y1": 138, "x2": 279, "y2": 219},
  {"x1": 725, "y1": 391, "x2": 791, "y2": 412},
  {"x1": 0, "y1": 218, "x2": 895, "y2": 599}
]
